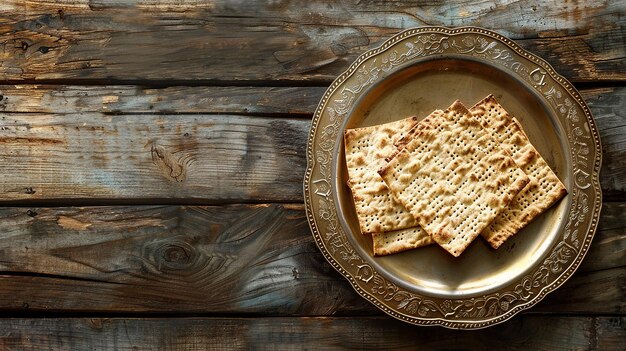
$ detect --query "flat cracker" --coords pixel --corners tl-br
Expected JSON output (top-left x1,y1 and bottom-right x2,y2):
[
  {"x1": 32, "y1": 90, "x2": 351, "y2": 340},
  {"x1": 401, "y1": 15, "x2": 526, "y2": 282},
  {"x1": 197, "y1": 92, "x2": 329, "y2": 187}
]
[
  {"x1": 379, "y1": 101, "x2": 530, "y2": 257},
  {"x1": 344, "y1": 116, "x2": 437, "y2": 255},
  {"x1": 470, "y1": 95, "x2": 568, "y2": 248},
  {"x1": 372, "y1": 227, "x2": 433, "y2": 256}
]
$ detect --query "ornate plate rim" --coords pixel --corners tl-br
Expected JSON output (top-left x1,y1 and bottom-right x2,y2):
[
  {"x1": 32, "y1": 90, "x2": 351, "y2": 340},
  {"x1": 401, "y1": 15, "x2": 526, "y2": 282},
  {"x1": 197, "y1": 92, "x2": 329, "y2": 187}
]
[{"x1": 303, "y1": 26, "x2": 602, "y2": 329}]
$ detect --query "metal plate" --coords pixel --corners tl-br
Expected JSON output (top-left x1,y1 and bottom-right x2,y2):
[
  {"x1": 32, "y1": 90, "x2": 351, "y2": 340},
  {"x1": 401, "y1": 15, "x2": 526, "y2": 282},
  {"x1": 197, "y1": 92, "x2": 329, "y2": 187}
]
[{"x1": 303, "y1": 27, "x2": 602, "y2": 329}]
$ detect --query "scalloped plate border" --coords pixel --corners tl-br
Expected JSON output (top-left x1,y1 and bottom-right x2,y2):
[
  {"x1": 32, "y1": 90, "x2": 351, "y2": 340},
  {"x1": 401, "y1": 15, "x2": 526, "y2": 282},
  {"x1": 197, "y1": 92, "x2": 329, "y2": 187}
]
[{"x1": 303, "y1": 26, "x2": 602, "y2": 329}]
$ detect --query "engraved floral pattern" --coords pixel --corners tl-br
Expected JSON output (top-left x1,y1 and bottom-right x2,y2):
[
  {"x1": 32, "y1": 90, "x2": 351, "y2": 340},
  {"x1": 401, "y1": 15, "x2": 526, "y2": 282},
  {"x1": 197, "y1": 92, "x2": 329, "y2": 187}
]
[{"x1": 304, "y1": 27, "x2": 601, "y2": 329}]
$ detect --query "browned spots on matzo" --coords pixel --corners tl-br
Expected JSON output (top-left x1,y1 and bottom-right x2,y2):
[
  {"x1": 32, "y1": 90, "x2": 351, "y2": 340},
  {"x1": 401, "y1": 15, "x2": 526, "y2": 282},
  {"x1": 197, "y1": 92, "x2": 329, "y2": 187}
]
[
  {"x1": 470, "y1": 95, "x2": 567, "y2": 249},
  {"x1": 379, "y1": 101, "x2": 529, "y2": 257},
  {"x1": 344, "y1": 115, "x2": 436, "y2": 255}
]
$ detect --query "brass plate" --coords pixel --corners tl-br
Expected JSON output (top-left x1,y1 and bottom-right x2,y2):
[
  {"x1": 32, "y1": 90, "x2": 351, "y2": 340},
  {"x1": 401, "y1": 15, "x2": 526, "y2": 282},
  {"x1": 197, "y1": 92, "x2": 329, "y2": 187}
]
[{"x1": 303, "y1": 27, "x2": 602, "y2": 329}]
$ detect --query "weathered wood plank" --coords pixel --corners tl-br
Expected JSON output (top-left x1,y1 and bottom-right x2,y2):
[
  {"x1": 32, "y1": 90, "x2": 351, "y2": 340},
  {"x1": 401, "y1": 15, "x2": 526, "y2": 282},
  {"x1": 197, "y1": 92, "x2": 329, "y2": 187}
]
[
  {"x1": 583, "y1": 88, "x2": 626, "y2": 199},
  {"x1": 0, "y1": 316, "x2": 621, "y2": 350},
  {"x1": 0, "y1": 1, "x2": 623, "y2": 82},
  {"x1": 576, "y1": 202, "x2": 626, "y2": 273},
  {"x1": 0, "y1": 113, "x2": 309, "y2": 203},
  {"x1": 0, "y1": 204, "x2": 376, "y2": 314},
  {"x1": 0, "y1": 203, "x2": 622, "y2": 314},
  {"x1": 0, "y1": 86, "x2": 623, "y2": 203},
  {"x1": 597, "y1": 317, "x2": 626, "y2": 351},
  {"x1": 0, "y1": 85, "x2": 326, "y2": 115}
]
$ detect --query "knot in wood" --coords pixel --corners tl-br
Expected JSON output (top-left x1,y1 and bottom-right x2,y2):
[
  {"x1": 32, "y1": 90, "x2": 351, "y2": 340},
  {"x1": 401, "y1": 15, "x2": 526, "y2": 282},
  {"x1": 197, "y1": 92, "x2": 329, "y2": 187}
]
[
  {"x1": 163, "y1": 244, "x2": 191, "y2": 264},
  {"x1": 150, "y1": 144, "x2": 186, "y2": 182},
  {"x1": 145, "y1": 240, "x2": 198, "y2": 272},
  {"x1": 87, "y1": 318, "x2": 105, "y2": 330}
]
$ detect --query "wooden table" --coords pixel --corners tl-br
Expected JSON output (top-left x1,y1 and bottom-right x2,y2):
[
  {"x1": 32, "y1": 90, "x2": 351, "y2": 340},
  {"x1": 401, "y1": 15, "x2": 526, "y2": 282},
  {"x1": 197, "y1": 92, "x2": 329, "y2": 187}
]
[{"x1": 0, "y1": 1, "x2": 623, "y2": 349}]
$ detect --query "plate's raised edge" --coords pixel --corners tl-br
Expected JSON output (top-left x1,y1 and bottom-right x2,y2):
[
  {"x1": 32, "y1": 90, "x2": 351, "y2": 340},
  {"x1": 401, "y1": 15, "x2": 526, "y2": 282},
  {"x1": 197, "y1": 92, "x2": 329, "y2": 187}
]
[{"x1": 303, "y1": 26, "x2": 603, "y2": 329}]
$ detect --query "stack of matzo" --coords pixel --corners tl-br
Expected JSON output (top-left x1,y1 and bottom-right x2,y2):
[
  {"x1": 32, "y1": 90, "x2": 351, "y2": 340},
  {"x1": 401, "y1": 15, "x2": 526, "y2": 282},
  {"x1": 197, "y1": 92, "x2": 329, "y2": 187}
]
[
  {"x1": 344, "y1": 96, "x2": 566, "y2": 257},
  {"x1": 344, "y1": 116, "x2": 436, "y2": 256}
]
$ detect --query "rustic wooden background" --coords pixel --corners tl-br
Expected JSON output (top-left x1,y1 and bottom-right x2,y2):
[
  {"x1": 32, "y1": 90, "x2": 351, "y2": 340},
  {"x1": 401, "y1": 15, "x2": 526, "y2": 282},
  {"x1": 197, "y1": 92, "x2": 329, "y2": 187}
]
[{"x1": 0, "y1": 0, "x2": 623, "y2": 349}]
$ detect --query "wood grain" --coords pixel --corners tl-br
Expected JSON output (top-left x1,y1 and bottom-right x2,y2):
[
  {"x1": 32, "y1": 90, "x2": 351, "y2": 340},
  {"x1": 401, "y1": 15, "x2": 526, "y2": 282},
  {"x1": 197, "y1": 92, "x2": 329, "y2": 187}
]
[
  {"x1": 583, "y1": 87, "x2": 626, "y2": 200},
  {"x1": 0, "y1": 87, "x2": 623, "y2": 203},
  {"x1": 0, "y1": 113, "x2": 308, "y2": 203},
  {"x1": 0, "y1": 316, "x2": 622, "y2": 350},
  {"x1": 597, "y1": 317, "x2": 626, "y2": 351},
  {"x1": 0, "y1": 1, "x2": 623, "y2": 83},
  {"x1": 0, "y1": 85, "x2": 325, "y2": 115},
  {"x1": 0, "y1": 204, "x2": 375, "y2": 314},
  {"x1": 0, "y1": 203, "x2": 621, "y2": 314},
  {"x1": 577, "y1": 202, "x2": 626, "y2": 273}
]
